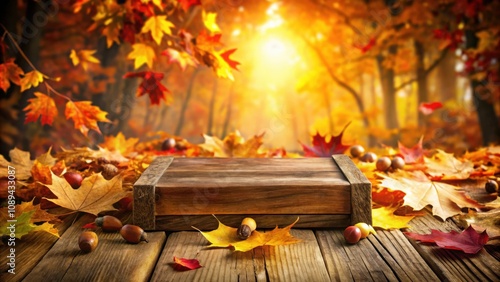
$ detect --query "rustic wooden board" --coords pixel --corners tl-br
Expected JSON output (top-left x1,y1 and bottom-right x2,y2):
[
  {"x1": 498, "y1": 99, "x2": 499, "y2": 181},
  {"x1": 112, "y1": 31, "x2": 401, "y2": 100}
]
[
  {"x1": 22, "y1": 214, "x2": 166, "y2": 282},
  {"x1": 405, "y1": 212, "x2": 500, "y2": 282},
  {"x1": 0, "y1": 214, "x2": 75, "y2": 282},
  {"x1": 151, "y1": 230, "x2": 330, "y2": 282},
  {"x1": 155, "y1": 214, "x2": 351, "y2": 230}
]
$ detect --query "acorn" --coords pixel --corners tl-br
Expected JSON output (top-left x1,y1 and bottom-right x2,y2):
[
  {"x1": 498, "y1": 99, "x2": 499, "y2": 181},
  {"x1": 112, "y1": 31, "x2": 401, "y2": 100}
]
[
  {"x1": 79, "y1": 231, "x2": 98, "y2": 253},
  {"x1": 343, "y1": 226, "x2": 361, "y2": 244},
  {"x1": 237, "y1": 217, "x2": 257, "y2": 240},
  {"x1": 161, "y1": 138, "x2": 176, "y2": 151},
  {"x1": 64, "y1": 172, "x2": 83, "y2": 189},
  {"x1": 120, "y1": 224, "x2": 148, "y2": 244},
  {"x1": 360, "y1": 152, "x2": 378, "y2": 163},
  {"x1": 485, "y1": 180, "x2": 498, "y2": 194},
  {"x1": 95, "y1": 215, "x2": 123, "y2": 232},
  {"x1": 391, "y1": 156, "x2": 405, "y2": 170},
  {"x1": 102, "y1": 164, "x2": 119, "y2": 180},
  {"x1": 350, "y1": 145, "x2": 365, "y2": 158},
  {"x1": 376, "y1": 157, "x2": 392, "y2": 171}
]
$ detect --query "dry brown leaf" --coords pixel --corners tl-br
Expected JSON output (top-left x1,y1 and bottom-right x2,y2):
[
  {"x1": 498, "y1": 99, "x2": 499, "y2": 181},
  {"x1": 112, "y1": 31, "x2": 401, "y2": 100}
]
[
  {"x1": 0, "y1": 148, "x2": 34, "y2": 180},
  {"x1": 424, "y1": 149, "x2": 474, "y2": 180}
]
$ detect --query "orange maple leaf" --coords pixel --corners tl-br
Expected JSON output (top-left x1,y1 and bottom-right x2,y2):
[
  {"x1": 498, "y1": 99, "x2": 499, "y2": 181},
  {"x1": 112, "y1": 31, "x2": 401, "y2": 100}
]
[
  {"x1": 23, "y1": 92, "x2": 58, "y2": 125},
  {"x1": 65, "y1": 101, "x2": 110, "y2": 136},
  {"x1": 0, "y1": 59, "x2": 24, "y2": 92}
]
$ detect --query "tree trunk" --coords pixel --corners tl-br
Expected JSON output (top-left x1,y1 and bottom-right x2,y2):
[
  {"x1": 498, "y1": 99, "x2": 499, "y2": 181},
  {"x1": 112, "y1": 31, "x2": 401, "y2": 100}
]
[
  {"x1": 206, "y1": 78, "x2": 218, "y2": 136},
  {"x1": 376, "y1": 45, "x2": 399, "y2": 144},
  {"x1": 221, "y1": 82, "x2": 234, "y2": 138},
  {"x1": 175, "y1": 68, "x2": 200, "y2": 136},
  {"x1": 414, "y1": 40, "x2": 428, "y2": 126},
  {"x1": 436, "y1": 49, "x2": 456, "y2": 102},
  {"x1": 322, "y1": 90, "x2": 334, "y2": 134}
]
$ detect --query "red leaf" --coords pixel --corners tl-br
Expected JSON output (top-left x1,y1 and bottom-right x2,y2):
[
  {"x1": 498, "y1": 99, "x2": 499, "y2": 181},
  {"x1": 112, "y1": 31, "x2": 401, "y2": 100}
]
[
  {"x1": 220, "y1": 49, "x2": 240, "y2": 70},
  {"x1": 178, "y1": 0, "x2": 201, "y2": 11},
  {"x1": 398, "y1": 136, "x2": 424, "y2": 164},
  {"x1": 172, "y1": 256, "x2": 202, "y2": 271},
  {"x1": 404, "y1": 226, "x2": 489, "y2": 254},
  {"x1": 372, "y1": 188, "x2": 405, "y2": 207},
  {"x1": 301, "y1": 122, "x2": 352, "y2": 157},
  {"x1": 124, "y1": 71, "x2": 170, "y2": 105},
  {"x1": 419, "y1": 101, "x2": 443, "y2": 115}
]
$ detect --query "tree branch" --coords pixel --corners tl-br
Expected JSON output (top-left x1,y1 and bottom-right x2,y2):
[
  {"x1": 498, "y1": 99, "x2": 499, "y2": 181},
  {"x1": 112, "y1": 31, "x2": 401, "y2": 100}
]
[{"x1": 395, "y1": 48, "x2": 449, "y2": 92}]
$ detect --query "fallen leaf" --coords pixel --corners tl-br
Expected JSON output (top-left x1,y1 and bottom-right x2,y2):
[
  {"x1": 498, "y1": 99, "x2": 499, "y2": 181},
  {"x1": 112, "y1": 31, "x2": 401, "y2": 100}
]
[
  {"x1": 0, "y1": 147, "x2": 34, "y2": 180},
  {"x1": 193, "y1": 216, "x2": 301, "y2": 252},
  {"x1": 123, "y1": 71, "x2": 170, "y2": 105},
  {"x1": 69, "y1": 49, "x2": 100, "y2": 71},
  {"x1": 43, "y1": 172, "x2": 126, "y2": 216},
  {"x1": 202, "y1": 10, "x2": 221, "y2": 34},
  {"x1": 21, "y1": 70, "x2": 44, "y2": 92},
  {"x1": 372, "y1": 187, "x2": 405, "y2": 207},
  {"x1": 100, "y1": 132, "x2": 139, "y2": 155},
  {"x1": 172, "y1": 257, "x2": 202, "y2": 271},
  {"x1": 127, "y1": 43, "x2": 156, "y2": 69},
  {"x1": 65, "y1": 100, "x2": 110, "y2": 136},
  {"x1": 23, "y1": 92, "x2": 58, "y2": 126},
  {"x1": 419, "y1": 101, "x2": 443, "y2": 115},
  {"x1": 425, "y1": 150, "x2": 474, "y2": 180},
  {"x1": 0, "y1": 202, "x2": 59, "y2": 239},
  {"x1": 399, "y1": 136, "x2": 424, "y2": 164},
  {"x1": 372, "y1": 206, "x2": 415, "y2": 230},
  {"x1": 301, "y1": 122, "x2": 352, "y2": 157},
  {"x1": 404, "y1": 226, "x2": 488, "y2": 254},
  {"x1": 0, "y1": 59, "x2": 24, "y2": 92},
  {"x1": 199, "y1": 131, "x2": 265, "y2": 157},
  {"x1": 141, "y1": 15, "x2": 174, "y2": 45},
  {"x1": 379, "y1": 171, "x2": 483, "y2": 220},
  {"x1": 454, "y1": 209, "x2": 500, "y2": 242}
]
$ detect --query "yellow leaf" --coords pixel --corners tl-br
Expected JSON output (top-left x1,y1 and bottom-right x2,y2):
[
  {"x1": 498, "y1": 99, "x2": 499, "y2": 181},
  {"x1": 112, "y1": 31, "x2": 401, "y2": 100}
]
[
  {"x1": 70, "y1": 49, "x2": 100, "y2": 71},
  {"x1": 43, "y1": 172, "x2": 126, "y2": 215},
  {"x1": 0, "y1": 201, "x2": 60, "y2": 239},
  {"x1": 372, "y1": 206, "x2": 414, "y2": 230},
  {"x1": 141, "y1": 15, "x2": 174, "y2": 45},
  {"x1": 127, "y1": 43, "x2": 156, "y2": 69},
  {"x1": 100, "y1": 132, "x2": 139, "y2": 155},
  {"x1": 21, "y1": 70, "x2": 44, "y2": 92},
  {"x1": 102, "y1": 20, "x2": 122, "y2": 47},
  {"x1": 424, "y1": 150, "x2": 474, "y2": 180},
  {"x1": 202, "y1": 10, "x2": 221, "y2": 34},
  {"x1": 0, "y1": 148, "x2": 34, "y2": 180},
  {"x1": 193, "y1": 216, "x2": 301, "y2": 252}
]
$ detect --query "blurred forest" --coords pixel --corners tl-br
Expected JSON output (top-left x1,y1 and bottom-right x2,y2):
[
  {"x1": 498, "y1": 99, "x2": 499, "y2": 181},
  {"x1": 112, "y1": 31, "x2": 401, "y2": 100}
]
[{"x1": 1, "y1": 0, "x2": 499, "y2": 157}]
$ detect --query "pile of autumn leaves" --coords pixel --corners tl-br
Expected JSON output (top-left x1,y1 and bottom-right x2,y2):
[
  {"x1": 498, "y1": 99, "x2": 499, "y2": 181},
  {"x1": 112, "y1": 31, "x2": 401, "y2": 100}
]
[{"x1": 0, "y1": 130, "x2": 499, "y2": 254}]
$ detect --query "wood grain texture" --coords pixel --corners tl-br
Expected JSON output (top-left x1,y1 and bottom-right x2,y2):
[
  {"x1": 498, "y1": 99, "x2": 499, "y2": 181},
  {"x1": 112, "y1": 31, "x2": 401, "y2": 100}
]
[
  {"x1": 332, "y1": 155, "x2": 372, "y2": 225},
  {"x1": 155, "y1": 214, "x2": 351, "y2": 231},
  {"x1": 0, "y1": 214, "x2": 75, "y2": 282},
  {"x1": 405, "y1": 212, "x2": 500, "y2": 282},
  {"x1": 133, "y1": 156, "x2": 173, "y2": 230},
  {"x1": 22, "y1": 214, "x2": 166, "y2": 282}
]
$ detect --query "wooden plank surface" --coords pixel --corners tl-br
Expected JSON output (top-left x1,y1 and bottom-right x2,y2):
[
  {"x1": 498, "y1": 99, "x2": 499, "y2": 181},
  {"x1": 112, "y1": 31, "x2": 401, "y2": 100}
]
[
  {"x1": 22, "y1": 214, "x2": 166, "y2": 282},
  {"x1": 151, "y1": 230, "x2": 330, "y2": 282},
  {"x1": 155, "y1": 214, "x2": 351, "y2": 230},
  {"x1": 405, "y1": 213, "x2": 500, "y2": 282},
  {"x1": 0, "y1": 214, "x2": 75, "y2": 282}
]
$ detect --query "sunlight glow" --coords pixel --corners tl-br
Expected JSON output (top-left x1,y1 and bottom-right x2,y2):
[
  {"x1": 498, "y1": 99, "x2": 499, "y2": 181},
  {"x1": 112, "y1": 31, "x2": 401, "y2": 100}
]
[{"x1": 262, "y1": 38, "x2": 287, "y2": 57}]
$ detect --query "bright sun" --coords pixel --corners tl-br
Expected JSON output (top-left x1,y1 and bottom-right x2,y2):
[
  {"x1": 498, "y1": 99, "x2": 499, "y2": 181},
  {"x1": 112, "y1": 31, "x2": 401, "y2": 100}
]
[{"x1": 262, "y1": 38, "x2": 288, "y2": 57}]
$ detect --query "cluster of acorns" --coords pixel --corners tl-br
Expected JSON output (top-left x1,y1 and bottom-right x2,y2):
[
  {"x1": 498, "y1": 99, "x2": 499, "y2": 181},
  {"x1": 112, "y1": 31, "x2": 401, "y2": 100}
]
[
  {"x1": 78, "y1": 216, "x2": 148, "y2": 253},
  {"x1": 350, "y1": 145, "x2": 405, "y2": 172},
  {"x1": 343, "y1": 222, "x2": 376, "y2": 244}
]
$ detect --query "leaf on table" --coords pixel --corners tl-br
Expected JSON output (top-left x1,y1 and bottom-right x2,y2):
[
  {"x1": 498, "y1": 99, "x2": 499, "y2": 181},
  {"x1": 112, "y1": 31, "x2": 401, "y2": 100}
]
[
  {"x1": 193, "y1": 217, "x2": 301, "y2": 252},
  {"x1": 65, "y1": 100, "x2": 110, "y2": 136},
  {"x1": 161, "y1": 48, "x2": 199, "y2": 71},
  {"x1": 12, "y1": 200, "x2": 61, "y2": 223},
  {"x1": 123, "y1": 71, "x2": 171, "y2": 105},
  {"x1": 69, "y1": 49, "x2": 100, "y2": 71},
  {"x1": 301, "y1": 122, "x2": 352, "y2": 157},
  {"x1": 372, "y1": 206, "x2": 414, "y2": 230},
  {"x1": 372, "y1": 187, "x2": 405, "y2": 207},
  {"x1": 454, "y1": 209, "x2": 500, "y2": 243},
  {"x1": 43, "y1": 172, "x2": 126, "y2": 216},
  {"x1": 127, "y1": 43, "x2": 156, "y2": 69},
  {"x1": 379, "y1": 171, "x2": 483, "y2": 220},
  {"x1": 141, "y1": 15, "x2": 174, "y2": 45},
  {"x1": 172, "y1": 257, "x2": 202, "y2": 271},
  {"x1": 100, "y1": 132, "x2": 138, "y2": 156},
  {"x1": 21, "y1": 70, "x2": 44, "y2": 92},
  {"x1": 0, "y1": 201, "x2": 60, "y2": 239},
  {"x1": 0, "y1": 59, "x2": 24, "y2": 92},
  {"x1": 23, "y1": 92, "x2": 58, "y2": 126},
  {"x1": 202, "y1": 10, "x2": 221, "y2": 34},
  {"x1": 199, "y1": 131, "x2": 265, "y2": 157},
  {"x1": 0, "y1": 147, "x2": 34, "y2": 180},
  {"x1": 424, "y1": 149, "x2": 474, "y2": 180},
  {"x1": 404, "y1": 226, "x2": 488, "y2": 254},
  {"x1": 398, "y1": 136, "x2": 424, "y2": 164},
  {"x1": 36, "y1": 147, "x2": 57, "y2": 166}
]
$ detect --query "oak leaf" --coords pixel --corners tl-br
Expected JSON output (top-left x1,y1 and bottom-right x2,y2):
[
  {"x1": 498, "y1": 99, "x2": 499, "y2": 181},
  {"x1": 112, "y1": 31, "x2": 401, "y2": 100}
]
[
  {"x1": 128, "y1": 43, "x2": 156, "y2": 69},
  {"x1": 69, "y1": 49, "x2": 100, "y2": 71},
  {"x1": 424, "y1": 149, "x2": 474, "y2": 180},
  {"x1": 193, "y1": 217, "x2": 301, "y2": 252},
  {"x1": 43, "y1": 172, "x2": 126, "y2": 215},
  {"x1": 372, "y1": 206, "x2": 414, "y2": 230},
  {"x1": 161, "y1": 48, "x2": 199, "y2": 71},
  {"x1": 398, "y1": 136, "x2": 424, "y2": 164},
  {"x1": 0, "y1": 148, "x2": 34, "y2": 180},
  {"x1": 23, "y1": 92, "x2": 58, "y2": 126},
  {"x1": 0, "y1": 59, "x2": 24, "y2": 92},
  {"x1": 172, "y1": 257, "x2": 202, "y2": 271},
  {"x1": 404, "y1": 226, "x2": 488, "y2": 254},
  {"x1": 141, "y1": 15, "x2": 174, "y2": 45},
  {"x1": 379, "y1": 171, "x2": 483, "y2": 220},
  {"x1": 202, "y1": 10, "x2": 221, "y2": 34},
  {"x1": 301, "y1": 122, "x2": 352, "y2": 157},
  {"x1": 123, "y1": 71, "x2": 170, "y2": 105},
  {"x1": 21, "y1": 70, "x2": 44, "y2": 92},
  {"x1": 65, "y1": 101, "x2": 110, "y2": 136}
]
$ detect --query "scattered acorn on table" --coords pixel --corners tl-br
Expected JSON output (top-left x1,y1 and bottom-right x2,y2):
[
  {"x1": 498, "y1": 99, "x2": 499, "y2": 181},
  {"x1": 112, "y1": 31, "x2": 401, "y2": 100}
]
[
  {"x1": 343, "y1": 222, "x2": 376, "y2": 244},
  {"x1": 120, "y1": 224, "x2": 149, "y2": 244},
  {"x1": 78, "y1": 231, "x2": 98, "y2": 253},
  {"x1": 95, "y1": 215, "x2": 123, "y2": 232},
  {"x1": 237, "y1": 217, "x2": 257, "y2": 240}
]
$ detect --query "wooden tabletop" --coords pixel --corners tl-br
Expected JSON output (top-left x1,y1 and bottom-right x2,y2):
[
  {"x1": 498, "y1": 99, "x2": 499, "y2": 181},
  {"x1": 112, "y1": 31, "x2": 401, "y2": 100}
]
[{"x1": 1, "y1": 212, "x2": 499, "y2": 282}]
